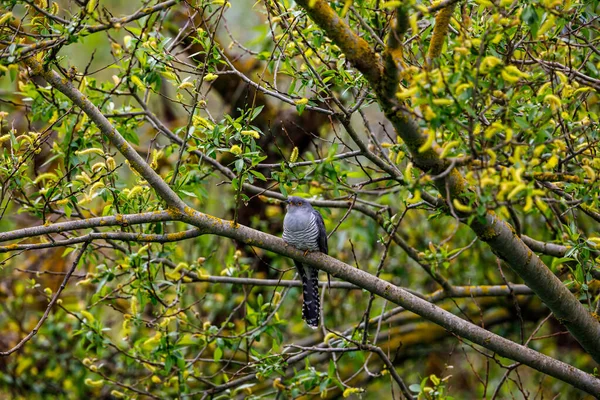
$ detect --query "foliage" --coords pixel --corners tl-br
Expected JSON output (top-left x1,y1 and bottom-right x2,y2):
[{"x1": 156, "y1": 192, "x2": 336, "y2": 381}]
[{"x1": 1, "y1": 0, "x2": 600, "y2": 398}]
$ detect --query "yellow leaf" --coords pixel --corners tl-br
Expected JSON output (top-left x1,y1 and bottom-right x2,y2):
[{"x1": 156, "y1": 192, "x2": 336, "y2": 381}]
[
  {"x1": 534, "y1": 197, "x2": 548, "y2": 213},
  {"x1": 396, "y1": 86, "x2": 418, "y2": 100},
  {"x1": 523, "y1": 195, "x2": 533, "y2": 212},
  {"x1": 406, "y1": 190, "x2": 421, "y2": 205},
  {"x1": 80, "y1": 310, "x2": 95, "y2": 323},
  {"x1": 583, "y1": 165, "x2": 596, "y2": 181},
  {"x1": 544, "y1": 94, "x2": 562, "y2": 110},
  {"x1": 485, "y1": 148, "x2": 497, "y2": 165},
  {"x1": 178, "y1": 81, "x2": 195, "y2": 90},
  {"x1": 432, "y1": 98, "x2": 454, "y2": 106},
  {"x1": 545, "y1": 154, "x2": 559, "y2": 169},
  {"x1": 86, "y1": 0, "x2": 96, "y2": 13},
  {"x1": 290, "y1": 147, "x2": 299, "y2": 163},
  {"x1": 0, "y1": 12, "x2": 13, "y2": 26},
  {"x1": 455, "y1": 83, "x2": 471, "y2": 95},
  {"x1": 507, "y1": 183, "x2": 527, "y2": 200},
  {"x1": 538, "y1": 15, "x2": 556, "y2": 36},
  {"x1": 479, "y1": 56, "x2": 502, "y2": 73},
  {"x1": 381, "y1": 1, "x2": 402, "y2": 8},
  {"x1": 343, "y1": 387, "x2": 364, "y2": 397},
  {"x1": 404, "y1": 162, "x2": 413, "y2": 184},
  {"x1": 241, "y1": 130, "x2": 261, "y2": 140}
]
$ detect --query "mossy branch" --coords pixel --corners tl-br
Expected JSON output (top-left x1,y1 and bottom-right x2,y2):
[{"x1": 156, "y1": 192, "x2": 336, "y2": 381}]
[{"x1": 293, "y1": 0, "x2": 600, "y2": 364}]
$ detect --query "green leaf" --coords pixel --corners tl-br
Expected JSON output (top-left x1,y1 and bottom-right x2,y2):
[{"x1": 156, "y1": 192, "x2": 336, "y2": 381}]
[
  {"x1": 521, "y1": 6, "x2": 540, "y2": 37},
  {"x1": 295, "y1": 103, "x2": 306, "y2": 115},
  {"x1": 165, "y1": 354, "x2": 176, "y2": 373},
  {"x1": 250, "y1": 105, "x2": 264, "y2": 121},
  {"x1": 249, "y1": 170, "x2": 266, "y2": 181},
  {"x1": 214, "y1": 346, "x2": 223, "y2": 362},
  {"x1": 64, "y1": 203, "x2": 72, "y2": 218},
  {"x1": 179, "y1": 190, "x2": 198, "y2": 198}
]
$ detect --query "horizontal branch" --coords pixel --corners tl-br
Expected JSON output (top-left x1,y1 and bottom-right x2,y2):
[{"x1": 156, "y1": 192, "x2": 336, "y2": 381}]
[
  {"x1": 186, "y1": 274, "x2": 360, "y2": 289},
  {"x1": 257, "y1": 150, "x2": 362, "y2": 169},
  {"x1": 0, "y1": 228, "x2": 203, "y2": 253},
  {"x1": 521, "y1": 235, "x2": 569, "y2": 258},
  {"x1": 0, "y1": 211, "x2": 179, "y2": 244},
  {"x1": 185, "y1": 273, "x2": 539, "y2": 301}
]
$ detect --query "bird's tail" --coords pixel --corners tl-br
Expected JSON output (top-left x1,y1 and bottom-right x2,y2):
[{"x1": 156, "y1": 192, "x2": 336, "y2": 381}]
[{"x1": 294, "y1": 261, "x2": 320, "y2": 329}]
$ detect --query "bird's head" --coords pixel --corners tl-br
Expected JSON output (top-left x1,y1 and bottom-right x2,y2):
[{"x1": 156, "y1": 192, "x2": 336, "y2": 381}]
[{"x1": 285, "y1": 196, "x2": 312, "y2": 212}]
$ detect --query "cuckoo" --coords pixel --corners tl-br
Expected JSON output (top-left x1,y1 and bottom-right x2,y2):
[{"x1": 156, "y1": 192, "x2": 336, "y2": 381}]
[{"x1": 282, "y1": 196, "x2": 328, "y2": 328}]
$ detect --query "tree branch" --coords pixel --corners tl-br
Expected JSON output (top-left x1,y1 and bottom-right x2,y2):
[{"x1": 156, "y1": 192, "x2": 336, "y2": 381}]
[{"x1": 0, "y1": 211, "x2": 179, "y2": 243}]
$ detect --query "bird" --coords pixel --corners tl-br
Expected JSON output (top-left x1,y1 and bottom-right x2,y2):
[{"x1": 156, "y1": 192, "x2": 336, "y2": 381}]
[{"x1": 282, "y1": 196, "x2": 328, "y2": 329}]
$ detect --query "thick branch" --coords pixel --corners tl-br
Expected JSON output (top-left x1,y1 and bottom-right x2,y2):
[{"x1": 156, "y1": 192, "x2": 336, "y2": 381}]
[
  {"x1": 294, "y1": 0, "x2": 600, "y2": 363},
  {"x1": 297, "y1": 0, "x2": 383, "y2": 83}
]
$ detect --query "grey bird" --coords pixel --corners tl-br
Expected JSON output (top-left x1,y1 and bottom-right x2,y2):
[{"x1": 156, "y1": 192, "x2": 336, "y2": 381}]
[{"x1": 282, "y1": 196, "x2": 328, "y2": 328}]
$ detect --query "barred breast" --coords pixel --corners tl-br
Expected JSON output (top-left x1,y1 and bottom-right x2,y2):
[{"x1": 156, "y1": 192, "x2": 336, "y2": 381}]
[{"x1": 283, "y1": 212, "x2": 320, "y2": 251}]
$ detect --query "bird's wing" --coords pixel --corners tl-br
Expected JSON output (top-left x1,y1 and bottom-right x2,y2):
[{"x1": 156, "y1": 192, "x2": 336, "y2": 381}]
[{"x1": 313, "y1": 209, "x2": 328, "y2": 254}]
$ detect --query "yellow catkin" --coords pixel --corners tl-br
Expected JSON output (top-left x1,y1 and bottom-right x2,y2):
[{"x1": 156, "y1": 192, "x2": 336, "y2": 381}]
[
  {"x1": 418, "y1": 130, "x2": 435, "y2": 153},
  {"x1": 427, "y1": 3, "x2": 456, "y2": 67},
  {"x1": 290, "y1": 147, "x2": 299, "y2": 163}
]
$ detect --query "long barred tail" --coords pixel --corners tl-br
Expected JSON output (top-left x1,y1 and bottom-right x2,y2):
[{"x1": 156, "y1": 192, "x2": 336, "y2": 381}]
[{"x1": 294, "y1": 261, "x2": 320, "y2": 329}]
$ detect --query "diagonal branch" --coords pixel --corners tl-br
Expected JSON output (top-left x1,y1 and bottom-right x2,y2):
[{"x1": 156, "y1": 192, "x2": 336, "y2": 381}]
[
  {"x1": 176, "y1": 209, "x2": 600, "y2": 396},
  {"x1": 1, "y1": 199, "x2": 599, "y2": 393}
]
